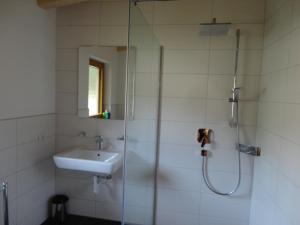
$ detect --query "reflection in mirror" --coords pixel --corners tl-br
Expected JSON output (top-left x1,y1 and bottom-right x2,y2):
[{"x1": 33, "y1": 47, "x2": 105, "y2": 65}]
[
  {"x1": 78, "y1": 46, "x2": 126, "y2": 120},
  {"x1": 88, "y1": 59, "x2": 104, "y2": 117}
]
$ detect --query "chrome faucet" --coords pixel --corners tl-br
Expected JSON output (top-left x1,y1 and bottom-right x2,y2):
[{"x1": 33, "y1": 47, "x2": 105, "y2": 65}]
[{"x1": 95, "y1": 135, "x2": 104, "y2": 150}]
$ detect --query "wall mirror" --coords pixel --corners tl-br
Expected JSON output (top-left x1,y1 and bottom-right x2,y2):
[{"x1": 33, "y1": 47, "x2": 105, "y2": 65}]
[{"x1": 78, "y1": 46, "x2": 126, "y2": 120}]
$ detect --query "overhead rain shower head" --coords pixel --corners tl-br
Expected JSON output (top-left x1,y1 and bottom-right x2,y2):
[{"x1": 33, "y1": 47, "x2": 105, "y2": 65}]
[
  {"x1": 134, "y1": 0, "x2": 176, "y2": 4},
  {"x1": 200, "y1": 18, "x2": 231, "y2": 36}
]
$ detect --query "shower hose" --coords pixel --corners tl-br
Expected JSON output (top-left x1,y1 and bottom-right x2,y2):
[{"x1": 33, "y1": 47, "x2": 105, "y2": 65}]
[{"x1": 201, "y1": 100, "x2": 241, "y2": 196}]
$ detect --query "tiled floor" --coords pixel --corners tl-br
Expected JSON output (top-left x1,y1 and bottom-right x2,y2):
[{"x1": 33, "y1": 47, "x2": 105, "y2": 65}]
[{"x1": 41, "y1": 215, "x2": 121, "y2": 225}]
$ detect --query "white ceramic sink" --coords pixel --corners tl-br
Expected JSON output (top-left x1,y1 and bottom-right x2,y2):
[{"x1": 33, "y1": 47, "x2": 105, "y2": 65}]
[{"x1": 53, "y1": 148, "x2": 123, "y2": 175}]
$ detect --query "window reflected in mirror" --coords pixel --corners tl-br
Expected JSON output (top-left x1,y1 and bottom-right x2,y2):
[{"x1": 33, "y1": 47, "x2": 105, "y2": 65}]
[{"x1": 88, "y1": 59, "x2": 104, "y2": 117}]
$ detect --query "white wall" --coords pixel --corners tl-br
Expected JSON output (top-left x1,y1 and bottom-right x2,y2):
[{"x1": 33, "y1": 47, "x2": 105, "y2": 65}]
[
  {"x1": 0, "y1": 0, "x2": 55, "y2": 120},
  {"x1": 0, "y1": 0, "x2": 56, "y2": 225},
  {"x1": 250, "y1": 1, "x2": 300, "y2": 225},
  {"x1": 55, "y1": 1, "x2": 126, "y2": 220}
]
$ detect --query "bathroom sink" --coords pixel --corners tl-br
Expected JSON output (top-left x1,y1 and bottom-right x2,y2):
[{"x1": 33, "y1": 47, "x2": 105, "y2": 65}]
[{"x1": 53, "y1": 149, "x2": 123, "y2": 175}]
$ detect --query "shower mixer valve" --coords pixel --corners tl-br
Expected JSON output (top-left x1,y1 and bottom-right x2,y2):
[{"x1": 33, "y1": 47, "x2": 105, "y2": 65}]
[
  {"x1": 197, "y1": 129, "x2": 212, "y2": 148},
  {"x1": 197, "y1": 129, "x2": 211, "y2": 158}
]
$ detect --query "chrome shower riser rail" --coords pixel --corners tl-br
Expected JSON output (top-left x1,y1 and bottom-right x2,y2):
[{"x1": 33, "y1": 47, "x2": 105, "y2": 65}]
[
  {"x1": 201, "y1": 28, "x2": 242, "y2": 196},
  {"x1": 1, "y1": 182, "x2": 9, "y2": 225}
]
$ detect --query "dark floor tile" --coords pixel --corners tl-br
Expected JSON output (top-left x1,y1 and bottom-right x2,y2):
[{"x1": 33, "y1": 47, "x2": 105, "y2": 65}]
[{"x1": 41, "y1": 215, "x2": 121, "y2": 225}]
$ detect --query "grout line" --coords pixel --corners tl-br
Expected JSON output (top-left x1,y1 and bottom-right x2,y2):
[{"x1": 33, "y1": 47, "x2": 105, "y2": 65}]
[
  {"x1": 56, "y1": 25, "x2": 101, "y2": 28},
  {"x1": 0, "y1": 113, "x2": 54, "y2": 123},
  {"x1": 264, "y1": 0, "x2": 293, "y2": 23},
  {"x1": 257, "y1": 127, "x2": 300, "y2": 147},
  {"x1": 258, "y1": 99, "x2": 300, "y2": 105}
]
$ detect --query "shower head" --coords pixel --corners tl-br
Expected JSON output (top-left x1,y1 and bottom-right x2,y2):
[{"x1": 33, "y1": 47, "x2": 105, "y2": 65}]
[
  {"x1": 134, "y1": 0, "x2": 177, "y2": 3},
  {"x1": 200, "y1": 18, "x2": 231, "y2": 36}
]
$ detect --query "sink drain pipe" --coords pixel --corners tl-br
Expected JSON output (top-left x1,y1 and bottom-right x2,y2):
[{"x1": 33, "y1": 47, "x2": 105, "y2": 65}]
[{"x1": 93, "y1": 175, "x2": 112, "y2": 193}]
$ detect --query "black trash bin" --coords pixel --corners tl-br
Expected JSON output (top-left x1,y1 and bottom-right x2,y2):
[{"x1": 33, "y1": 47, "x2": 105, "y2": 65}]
[{"x1": 51, "y1": 195, "x2": 69, "y2": 224}]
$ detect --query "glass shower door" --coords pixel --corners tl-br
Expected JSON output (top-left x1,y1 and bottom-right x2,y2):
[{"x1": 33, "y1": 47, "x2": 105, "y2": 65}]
[{"x1": 122, "y1": 1, "x2": 161, "y2": 225}]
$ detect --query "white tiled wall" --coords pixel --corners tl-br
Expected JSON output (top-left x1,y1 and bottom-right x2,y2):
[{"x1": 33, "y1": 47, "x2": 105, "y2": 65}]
[
  {"x1": 0, "y1": 0, "x2": 56, "y2": 225},
  {"x1": 0, "y1": 0, "x2": 55, "y2": 120},
  {"x1": 136, "y1": 0, "x2": 264, "y2": 224},
  {"x1": 55, "y1": 0, "x2": 126, "y2": 220},
  {"x1": 250, "y1": 1, "x2": 300, "y2": 225}
]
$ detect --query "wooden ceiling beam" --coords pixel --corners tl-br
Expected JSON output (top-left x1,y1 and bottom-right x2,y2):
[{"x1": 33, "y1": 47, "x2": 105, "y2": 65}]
[{"x1": 37, "y1": 0, "x2": 89, "y2": 9}]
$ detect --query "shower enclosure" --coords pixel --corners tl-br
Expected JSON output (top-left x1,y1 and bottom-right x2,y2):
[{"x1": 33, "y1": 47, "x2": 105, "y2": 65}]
[
  {"x1": 122, "y1": 1, "x2": 162, "y2": 225},
  {"x1": 122, "y1": 0, "x2": 262, "y2": 225}
]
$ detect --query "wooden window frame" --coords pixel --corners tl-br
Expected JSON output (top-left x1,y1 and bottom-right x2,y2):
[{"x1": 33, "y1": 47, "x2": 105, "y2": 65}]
[{"x1": 89, "y1": 59, "x2": 105, "y2": 118}]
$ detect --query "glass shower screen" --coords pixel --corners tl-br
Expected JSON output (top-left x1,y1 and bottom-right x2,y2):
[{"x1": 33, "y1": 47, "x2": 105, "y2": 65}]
[{"x1": 122, "y1": 1, "x2": 162, "y2": 225}]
